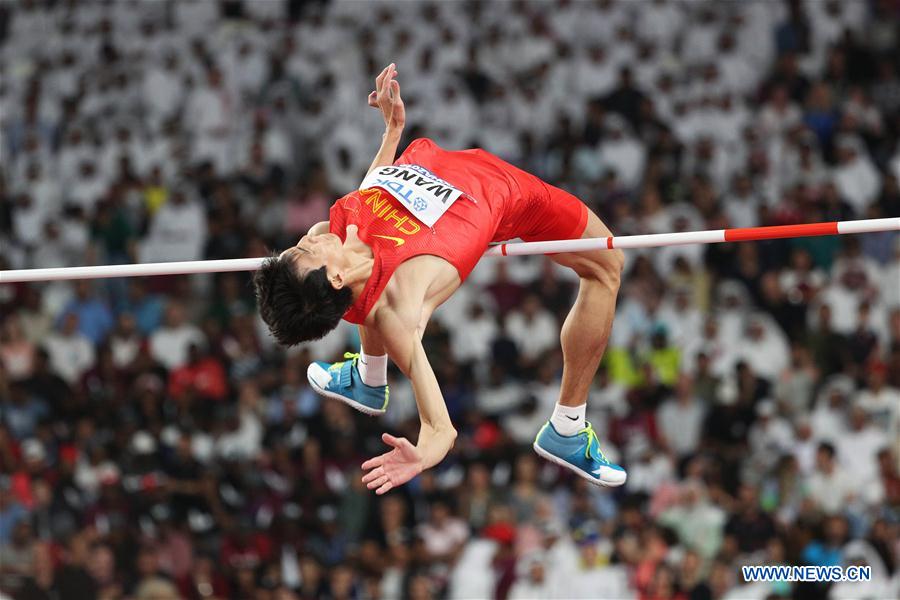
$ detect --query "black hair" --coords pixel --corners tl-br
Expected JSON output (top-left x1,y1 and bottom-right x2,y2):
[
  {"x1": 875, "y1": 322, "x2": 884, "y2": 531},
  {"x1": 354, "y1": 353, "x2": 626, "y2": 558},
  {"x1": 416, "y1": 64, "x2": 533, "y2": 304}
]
[
  {"x1": 817, "y1": 441, "x2": 836, "y2": 458},
  {"x1": 253, "y1": 255, "x2": 353, "y2": 346}
]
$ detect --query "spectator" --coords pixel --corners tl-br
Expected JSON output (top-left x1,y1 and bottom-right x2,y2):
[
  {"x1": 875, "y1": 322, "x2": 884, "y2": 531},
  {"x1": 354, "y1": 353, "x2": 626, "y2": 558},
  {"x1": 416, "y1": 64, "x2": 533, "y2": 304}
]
[
  {"x1": 806, "y1": 442, "x2": 856, "y2": 514},
  {"x1": 505, "y1": 294, "x2": 557, "y2": 367},
  {"x1": 724, "y1": 484, "x2": 776, "y2": 555},
  {"x1": 833, "y1": 135, "x2": 881, "y2": 216},
  {"x1": 0, "y1": 316, "x2": 36, "y2": 381},
  {"x1": 449, "y1": 301, "x2": 498, "y2": 365},
  {"x1": 417, "y1": 499, "x2": 469, "y2": 570},
  {"x1": 0, "y1": 520, "x2": 37, "y2": 594},
  {"x1": 42, "y1": 313, "x2": 95, "y2": 384},
  {"x1": 2, "y1": 384, "x2": 48, "y2": 441},
  {"x1": 149, "y1": 303, "x2": 205, "y2": 371},
  {"x1": 140, "y1": 188, "x2": 207, "y2": 264},
  {"x1": 837, "y1": 406, "x2": 889, "y2": 494},
  {"x1": 810, "y1": 377, "x2": 852, "y2": 442},
  {"x1": 657, "y1": 481, "x2": 726, "y2": 559},
  {"x1": 186, "y1": 68, "x2": 236, "y2": 175},
  {"x1": 108, "y1": 313, "x2": 142, "y2": 369},
  {"x1": 734, "y1": 314, "x2": 790, "y2": 381},
  {"x1": 508, "y1": 553, "x2": 552, "y2": 600},
  {"x1": 458, "y1": 462, "x2": 498, "y2": 532},
  {"x1": 121, "y1": 280, "x2": 166, "y2": 336},
  {"x1": 0, "y1": 479, "x2": 28, "y2": 545},
  {"x1": 747, "y1": 399, "x2": 794, "y2": 473},
  {"x1": 170, "y1": 344, "x2": 227, "y2": 405},
  {"x1": 57, "y1": 281, "x2": 114, "y2": 345},
  {"x1": 856, "y1": 362, "x2": 900, "y2": 433},
  {"x1": 656, "y1": 374, "x2": 705, "y2": 459},
  {"x1": 14, "y1": 287, "x2": 53, "y2": 346}
]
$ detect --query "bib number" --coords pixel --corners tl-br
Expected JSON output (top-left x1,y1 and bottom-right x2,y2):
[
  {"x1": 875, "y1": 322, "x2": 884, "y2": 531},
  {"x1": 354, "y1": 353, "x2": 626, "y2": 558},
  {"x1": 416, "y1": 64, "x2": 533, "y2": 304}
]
[{"x1": 358, "y1": 164, "x2": 465, "y2": 228}]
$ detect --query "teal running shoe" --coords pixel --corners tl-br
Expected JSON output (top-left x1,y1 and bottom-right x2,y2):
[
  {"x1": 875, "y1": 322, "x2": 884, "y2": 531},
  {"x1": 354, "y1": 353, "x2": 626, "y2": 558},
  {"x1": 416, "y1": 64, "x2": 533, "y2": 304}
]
[
  {"x1": 306, "y1": 353, "x2": 389, "y2": 416},
  {"x1": 533, "y1": 421, "x2": 627, "y2": 487}
]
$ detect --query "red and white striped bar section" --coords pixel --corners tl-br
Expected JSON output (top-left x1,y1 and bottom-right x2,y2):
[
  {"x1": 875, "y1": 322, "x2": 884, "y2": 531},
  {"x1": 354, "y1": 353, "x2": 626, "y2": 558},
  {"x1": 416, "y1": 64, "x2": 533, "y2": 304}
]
[
  {"x1": 1, "y1": 217, "x2": 898, "y2": 283},
  {"x1": 485, "y1": 217, "x2": 900, "y2": 256}
]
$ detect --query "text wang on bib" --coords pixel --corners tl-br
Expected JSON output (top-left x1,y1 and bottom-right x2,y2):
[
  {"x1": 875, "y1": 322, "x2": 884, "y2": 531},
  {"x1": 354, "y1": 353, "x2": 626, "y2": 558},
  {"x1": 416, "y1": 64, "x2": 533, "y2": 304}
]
[{"x1": 358, "y1": 164, "x2": 465, "y2": 228}]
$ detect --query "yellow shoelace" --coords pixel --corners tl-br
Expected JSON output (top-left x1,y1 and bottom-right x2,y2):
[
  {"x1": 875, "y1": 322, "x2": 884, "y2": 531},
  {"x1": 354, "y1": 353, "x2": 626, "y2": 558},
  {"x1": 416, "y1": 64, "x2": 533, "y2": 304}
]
[
  {"x1": 329, "y1": 352, "x2": 360, "y2": 371},
  {"x1": 581, "y1": 424, "x2": 608, "y2": 462}
]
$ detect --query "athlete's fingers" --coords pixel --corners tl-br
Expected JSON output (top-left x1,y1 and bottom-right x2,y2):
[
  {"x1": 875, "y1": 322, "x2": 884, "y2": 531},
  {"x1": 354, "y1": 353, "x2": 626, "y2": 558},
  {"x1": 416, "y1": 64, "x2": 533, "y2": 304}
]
[
  {"x1": 361, "y1": 467, "x2": 382, "y2": 483},
  {"x1": 367, "y1": 90, "x2": 377, "y2": 107},
  {"x1": 361, "y1": 454, "x2": 385, "y2": 470},
  {"x1": 386, "y1": 65, "x2": 398, "y2": 89},
  {"x1": 367, "y1": 475, "x2": 389, "y2": 490},
  {"x1": 377, "y1": 83, "x2": 391, "y2": 110},
  {"x1": 381, "y1": 71, "x2": 395, "y2": 103},
  {"x1": 382, "y1": 433, "x2": 405, "y2": 449},
  {"x1": 376, "y1": 480, "x2": 394, "y2": 495},
  {"x1": 390, "y1": 80, "x2": 401, "y2": 103},
  {"x1": 377, "y1": 63, "x2": 394, "y2": 95},
  {"x1": 361, "y1": 466, "x2": 384, "y2": 484},
  {"x1": 375, "y1": 64, "x2": 389, "y2": 89}
]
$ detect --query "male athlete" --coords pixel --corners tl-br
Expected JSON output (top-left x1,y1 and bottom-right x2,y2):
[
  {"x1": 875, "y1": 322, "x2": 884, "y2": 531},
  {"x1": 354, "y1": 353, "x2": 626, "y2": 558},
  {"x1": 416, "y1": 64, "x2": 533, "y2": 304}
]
[{"x1": 254, "y1": 64, "x2": 627, "y2": 494}]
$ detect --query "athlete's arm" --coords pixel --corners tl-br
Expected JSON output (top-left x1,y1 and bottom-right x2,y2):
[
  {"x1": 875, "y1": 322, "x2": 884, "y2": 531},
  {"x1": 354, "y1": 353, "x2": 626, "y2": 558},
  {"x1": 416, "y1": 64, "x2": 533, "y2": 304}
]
[
  {"x1": 360, "y1": 306, "x2": 456, "y2": 495},
  {"x1": 365, "y1": 63, "x2": 406, "y2": 176}
]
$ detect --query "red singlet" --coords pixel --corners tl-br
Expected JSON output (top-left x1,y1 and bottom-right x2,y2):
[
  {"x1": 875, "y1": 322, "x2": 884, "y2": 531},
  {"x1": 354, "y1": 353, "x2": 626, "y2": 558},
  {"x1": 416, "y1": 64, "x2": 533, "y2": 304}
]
[{"x1": 329, "y1": 138, "x2": 588, "y2": 324}]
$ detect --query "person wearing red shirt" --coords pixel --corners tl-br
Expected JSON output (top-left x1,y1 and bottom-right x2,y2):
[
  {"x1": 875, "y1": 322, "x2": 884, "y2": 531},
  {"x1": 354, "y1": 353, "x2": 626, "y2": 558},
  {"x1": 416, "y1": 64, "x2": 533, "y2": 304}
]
[{"x1": 254, "y1": 64, "x2": 627, "y2": 492}]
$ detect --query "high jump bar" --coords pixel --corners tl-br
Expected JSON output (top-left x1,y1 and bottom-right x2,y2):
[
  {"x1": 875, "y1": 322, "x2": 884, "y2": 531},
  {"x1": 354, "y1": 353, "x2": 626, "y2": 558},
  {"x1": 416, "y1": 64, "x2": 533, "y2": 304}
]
[{"x1": 1, "y1": 217, "x2": 898, "y2": 283}]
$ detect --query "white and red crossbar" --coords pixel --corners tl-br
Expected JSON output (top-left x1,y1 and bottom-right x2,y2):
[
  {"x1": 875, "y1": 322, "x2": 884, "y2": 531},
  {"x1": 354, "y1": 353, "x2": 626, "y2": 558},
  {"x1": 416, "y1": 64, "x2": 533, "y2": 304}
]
[
  {"x1": 1, "y1": 217, "x2": 898, "y2": 283},
  {"x1": 484, "y1": 216, "x2": 900, "y2": 256}
]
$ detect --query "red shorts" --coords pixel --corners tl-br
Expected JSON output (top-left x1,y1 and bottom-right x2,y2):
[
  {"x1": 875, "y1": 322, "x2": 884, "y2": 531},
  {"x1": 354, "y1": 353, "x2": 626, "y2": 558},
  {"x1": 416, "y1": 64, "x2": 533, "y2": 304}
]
[
  {"x1": 488, "y1": 155, "x2": 589, "y2": 244},
  {"x1": 399, "y1": 139, "x2": 589, "y2": 245},
  {"x1": 380, "y1": 139, "x2": 590, "y2": 280}
]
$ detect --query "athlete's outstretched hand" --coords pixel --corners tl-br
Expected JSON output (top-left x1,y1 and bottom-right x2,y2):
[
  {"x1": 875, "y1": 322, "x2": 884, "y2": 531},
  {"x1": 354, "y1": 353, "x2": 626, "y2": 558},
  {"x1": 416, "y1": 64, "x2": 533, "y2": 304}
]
[
  {"x1": 367, "y1": 63, "x2": 405, "y2": 132},
  {"x1": 361, "y1": 433, "x2": 422, "y2": 494}
]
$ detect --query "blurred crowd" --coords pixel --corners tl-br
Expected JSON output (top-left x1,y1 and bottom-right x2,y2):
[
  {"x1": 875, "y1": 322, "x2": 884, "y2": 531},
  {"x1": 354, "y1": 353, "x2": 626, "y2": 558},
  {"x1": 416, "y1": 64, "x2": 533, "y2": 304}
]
[{"x1": 2, "y1": 0, "x2": 900, "y2": 599}]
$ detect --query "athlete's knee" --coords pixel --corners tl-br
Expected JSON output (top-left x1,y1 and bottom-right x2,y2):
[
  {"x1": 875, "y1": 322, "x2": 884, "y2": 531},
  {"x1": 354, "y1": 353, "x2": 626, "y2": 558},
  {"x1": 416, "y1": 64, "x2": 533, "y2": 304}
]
[
  {"x1": 581, "y1": 250, "x2": 624, "y2": 290},
  {"x1": 609, "y1": 249, "x2": 626, "y2": 276}
]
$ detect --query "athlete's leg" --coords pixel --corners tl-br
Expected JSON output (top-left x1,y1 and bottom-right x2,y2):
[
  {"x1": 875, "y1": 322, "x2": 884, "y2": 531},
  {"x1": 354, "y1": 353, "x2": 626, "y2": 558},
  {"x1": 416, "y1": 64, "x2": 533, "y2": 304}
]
[
  {"x1": 530, "y1": 207, "x2": 627, "y2": 487},
  {"x1": 358, "y1": 325, "x2": 386, "y2": 354},
  {"x1": 358, "y1": 325, "x2": 388, "y2": 386},
  {"x1": 549, "y1": 209, "x2": 624, "y2": 407},
  {"x1": 516, "y1": 188, "x2": 626, "y2": 487}
]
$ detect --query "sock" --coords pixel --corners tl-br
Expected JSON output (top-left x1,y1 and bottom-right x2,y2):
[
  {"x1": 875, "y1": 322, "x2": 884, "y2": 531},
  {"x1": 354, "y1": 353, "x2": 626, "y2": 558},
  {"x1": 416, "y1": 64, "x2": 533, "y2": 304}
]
[
  {"x1": 550, "y1": 402, "x2": 586, "y2": 436},
  {"x1": 357, "y1": 349, "x2": 388, "y2": 387}
]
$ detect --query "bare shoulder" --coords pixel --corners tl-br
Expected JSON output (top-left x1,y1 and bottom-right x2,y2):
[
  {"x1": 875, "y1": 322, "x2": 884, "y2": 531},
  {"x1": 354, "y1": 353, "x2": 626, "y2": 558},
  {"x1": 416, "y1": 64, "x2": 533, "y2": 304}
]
[{"x1": 308, "y1": 221, "x2": 330, "y2": 236}]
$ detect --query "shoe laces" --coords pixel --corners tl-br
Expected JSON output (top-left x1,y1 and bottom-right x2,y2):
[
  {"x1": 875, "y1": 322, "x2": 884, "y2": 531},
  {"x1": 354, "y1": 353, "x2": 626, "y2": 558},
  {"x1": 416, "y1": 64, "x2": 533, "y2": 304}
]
[
  {"x1": 329, "y1": 352, "x2": 359, "y2": 372},
  {"x1": 580, "y1": 423, "x2": 608, "y2": 463}
]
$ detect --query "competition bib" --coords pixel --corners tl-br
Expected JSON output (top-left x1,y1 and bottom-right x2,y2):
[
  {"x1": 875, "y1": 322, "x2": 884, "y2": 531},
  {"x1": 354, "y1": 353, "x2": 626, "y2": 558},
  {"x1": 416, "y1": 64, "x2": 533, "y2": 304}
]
[{"x1": 358, "y1": 164, "x2": 465, "y2": 228}]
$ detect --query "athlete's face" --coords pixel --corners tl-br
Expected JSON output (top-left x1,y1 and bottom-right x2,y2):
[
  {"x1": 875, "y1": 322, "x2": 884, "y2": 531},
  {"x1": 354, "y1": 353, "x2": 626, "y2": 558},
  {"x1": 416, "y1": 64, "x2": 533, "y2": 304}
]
[{"x1": 281, "y1": 232, "x2": 345, "y2": 288}]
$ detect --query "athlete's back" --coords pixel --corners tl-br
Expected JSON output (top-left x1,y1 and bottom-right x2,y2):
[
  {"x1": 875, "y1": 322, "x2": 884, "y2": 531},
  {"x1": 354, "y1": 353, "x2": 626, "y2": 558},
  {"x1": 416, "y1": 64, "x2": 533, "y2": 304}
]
[{"x1": 329, "y1": 137, "x2": 588, "y2": 325}]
